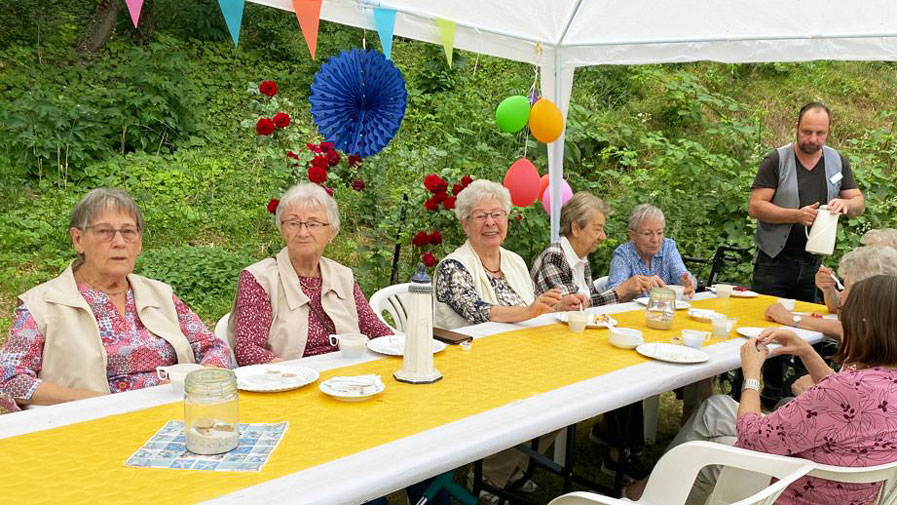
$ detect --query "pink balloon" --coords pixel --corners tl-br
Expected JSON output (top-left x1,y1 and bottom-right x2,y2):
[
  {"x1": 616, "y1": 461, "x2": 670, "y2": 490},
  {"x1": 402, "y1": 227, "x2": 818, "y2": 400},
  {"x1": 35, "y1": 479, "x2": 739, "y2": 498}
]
[
  {"x1": 503, "y1": 158, "x2": 540, "y2": 207},
  {"x1": 540, "y1": 178, "x2": 573, "y2": 213}
]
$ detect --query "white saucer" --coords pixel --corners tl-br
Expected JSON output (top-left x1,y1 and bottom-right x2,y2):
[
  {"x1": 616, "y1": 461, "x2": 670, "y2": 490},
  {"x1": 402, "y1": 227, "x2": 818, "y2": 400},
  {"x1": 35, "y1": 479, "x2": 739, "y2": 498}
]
[
  {"x1": 235, "y1": 365, "x2": 320, "y2": 392},
  {"x1": 554, "y1": 312, "x2": 618, "y2": 328},
  {"x1": 687, "y1": 308, "x2": 725, "y2": 323},
  {"x1": 636, "y1": 342, "x2": 709, "y2": 364},
  {"x1": 320, "y1": 375, "x2": 385, "y2": 402},
  {"x1": 736, "y1": 327, "x2": 766, "y2": 338},
  {"x1": 709, "y1": 286, "x2": 760, "y2": 298},
  {"x1": 635, "y1": 297, "x2": 691, "y2": 310},
  {"x1": 366, "y1": 335, "x2": 447, "y2": 356}
]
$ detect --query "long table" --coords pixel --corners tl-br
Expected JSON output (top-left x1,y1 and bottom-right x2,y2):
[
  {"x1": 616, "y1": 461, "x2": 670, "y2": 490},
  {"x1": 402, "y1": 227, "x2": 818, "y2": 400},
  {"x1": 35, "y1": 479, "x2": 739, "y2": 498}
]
[{"x1": 0, "y1": 293, "x2": 827, "y2": 505}]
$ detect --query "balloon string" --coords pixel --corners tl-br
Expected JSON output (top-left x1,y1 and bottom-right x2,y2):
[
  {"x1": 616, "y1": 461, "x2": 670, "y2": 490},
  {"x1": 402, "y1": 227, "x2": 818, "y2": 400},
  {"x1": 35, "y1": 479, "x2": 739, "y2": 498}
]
[{"x1": 472, "y1": 28, "x2": 482, "y2": 77}]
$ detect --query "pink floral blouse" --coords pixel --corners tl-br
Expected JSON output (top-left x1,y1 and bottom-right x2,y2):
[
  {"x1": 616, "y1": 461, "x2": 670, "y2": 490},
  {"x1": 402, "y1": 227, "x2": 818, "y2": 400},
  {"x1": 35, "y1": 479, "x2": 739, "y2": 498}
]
[
  {"x1": 0, "y1": 284, "x2": 232, "y2": 408},
  {"x1": 737, "y1": 367, "x2": 897, "y2": 505},
  {"x1": 232, "y1": 270, "x2": 393, "y2": 366}
]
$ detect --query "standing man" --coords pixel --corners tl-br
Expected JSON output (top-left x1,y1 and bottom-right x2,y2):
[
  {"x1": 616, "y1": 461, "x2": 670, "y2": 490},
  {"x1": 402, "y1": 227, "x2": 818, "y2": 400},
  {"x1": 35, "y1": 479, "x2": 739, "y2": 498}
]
[{"x1": 746, "y1": 102, "x2": 864, "y2": 406}]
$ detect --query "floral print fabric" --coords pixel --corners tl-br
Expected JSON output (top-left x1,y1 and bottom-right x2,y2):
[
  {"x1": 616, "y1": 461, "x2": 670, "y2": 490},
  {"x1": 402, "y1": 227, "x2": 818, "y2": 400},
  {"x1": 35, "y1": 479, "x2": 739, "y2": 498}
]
[{"x1": 435, "y1": 259, "x2": 527, "y2": 325}]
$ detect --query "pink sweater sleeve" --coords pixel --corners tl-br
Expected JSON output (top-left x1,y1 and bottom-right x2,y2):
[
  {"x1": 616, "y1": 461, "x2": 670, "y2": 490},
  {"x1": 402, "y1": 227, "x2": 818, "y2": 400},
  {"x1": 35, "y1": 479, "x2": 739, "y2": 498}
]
[{"x1": 232, "y1": 270, "x2": 278, "y2": 366}]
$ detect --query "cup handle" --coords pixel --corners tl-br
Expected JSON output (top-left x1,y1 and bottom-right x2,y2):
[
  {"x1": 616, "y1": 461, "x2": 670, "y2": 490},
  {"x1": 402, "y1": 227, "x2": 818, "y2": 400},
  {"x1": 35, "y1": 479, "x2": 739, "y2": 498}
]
[
  {"x1": 703, "y1": 332, "x2": 711, "y2": 342},
  {"x1": 329, "y1": 335, "x2": 339, "y2": 347},
  {"x1": 156, "y1": 366, "x2": 168, "y2": 381}
]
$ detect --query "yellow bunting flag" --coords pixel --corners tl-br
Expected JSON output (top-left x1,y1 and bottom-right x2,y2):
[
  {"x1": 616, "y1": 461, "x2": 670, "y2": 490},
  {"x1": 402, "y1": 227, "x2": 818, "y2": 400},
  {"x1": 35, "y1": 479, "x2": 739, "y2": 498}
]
[{"x1": 435, "y1": 18, "x2": 456, "y2": 68}]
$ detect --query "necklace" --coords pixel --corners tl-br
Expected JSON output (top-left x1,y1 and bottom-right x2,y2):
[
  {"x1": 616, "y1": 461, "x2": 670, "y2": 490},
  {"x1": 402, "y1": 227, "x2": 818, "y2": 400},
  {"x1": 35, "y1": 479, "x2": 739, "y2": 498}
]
[{"x1": 483, "y1": 263, "x2": 502, "y2": 274}]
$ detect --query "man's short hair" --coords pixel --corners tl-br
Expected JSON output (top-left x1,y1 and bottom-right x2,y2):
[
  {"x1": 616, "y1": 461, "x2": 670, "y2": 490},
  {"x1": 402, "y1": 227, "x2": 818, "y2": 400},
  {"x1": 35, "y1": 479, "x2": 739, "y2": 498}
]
[{"x1": 797, "y1": 102, "x2": 831, "y2": 125}]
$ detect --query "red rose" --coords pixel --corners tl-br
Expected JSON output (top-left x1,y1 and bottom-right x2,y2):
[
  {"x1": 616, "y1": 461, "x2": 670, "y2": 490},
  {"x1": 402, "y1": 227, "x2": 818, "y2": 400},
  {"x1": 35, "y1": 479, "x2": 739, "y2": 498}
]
[
  {"x1": 428, "y1": 231, "x2": 442, "y2": 245},
  {"x1": 421, "y1": 251, "x2": 437, "y2": 268},
  {"x1": 348, "y1": 154, "x2": 363, "y2": 167},
  {"x1": 461, "y1": 175, "x2": 474, "y2": 187},
  {"x1": 434, "y1": 191, "x2": 447, "y2": 203},
  {"x1": 424, "y1": 174, "x2": 448, "y2": 194},
  {"x1": 424, "y1": 198, "x2": 439, "y2": 212},
  {"x1": 256, "y1": 118, "x2": 275, "y2": 136},
  {"x1": 287, "y1": 151, "x2": 299, "y2": 159},
  {"x1": 515, "y1": 214, "x2": 523, "y2": 221},
  {"x1": 266, "y1": 198, "x2": 280, "y2": 214},
  {"x1": 452, "y1": 183, "x2": 464, "y2": 196},
  {"x1": 324, "y1": 186, "x2": 334, "y2": 196},
  {"x1": 307, "y1": 143, "x2": 322, "y2": 154},
  {"x1": 273, "y1": 112, "x2": 291, "y2": 128},
  {"x1": 327, "y1": 150, "x2": 341, "y2": 167},
  {"x1": 259, "y1": 80, "x2": 277, "y2": 97},
  {"x1": 443, "y1": 196, "x2": 456, "y2": 210},
  {"x1": 320, "y1": 141, "x2": 334, "y2": 151},
  {"x1": 412, "y1": 231, "x2": 429, "y2": 246},
  {"x1": 311, "y1": 155, "x2": 329, "y2": 170},
  {"x1": 307, "y1": 165, "x2": 327, "y2": 184},
  {"x1": 351, "y1": 179, "x2": 366, "y2": 191}
]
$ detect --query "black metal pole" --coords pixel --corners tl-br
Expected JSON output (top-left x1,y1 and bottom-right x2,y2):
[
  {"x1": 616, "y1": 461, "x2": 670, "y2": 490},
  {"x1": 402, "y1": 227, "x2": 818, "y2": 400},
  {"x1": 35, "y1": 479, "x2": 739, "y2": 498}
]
[{"x1": 389, "y1": 193, "x2": 409, "y2": 285}]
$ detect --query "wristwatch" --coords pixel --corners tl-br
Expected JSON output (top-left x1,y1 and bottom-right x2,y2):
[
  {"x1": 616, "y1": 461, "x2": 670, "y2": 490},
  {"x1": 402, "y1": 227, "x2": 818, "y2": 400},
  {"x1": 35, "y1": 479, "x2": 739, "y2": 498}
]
[
  {"x1": 742, "y1": 378, "x2": 762, "y2": 393},
  {"x1": 791, "y1": 315, "x2": 803, "y2": 327}
]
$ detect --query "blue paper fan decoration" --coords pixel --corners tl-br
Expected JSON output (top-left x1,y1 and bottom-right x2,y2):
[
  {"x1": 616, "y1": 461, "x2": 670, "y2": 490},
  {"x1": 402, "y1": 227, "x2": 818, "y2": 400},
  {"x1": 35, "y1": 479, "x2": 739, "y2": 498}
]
[{"x1": 309, "y1": 48, "x2": 408, "y2": 158}]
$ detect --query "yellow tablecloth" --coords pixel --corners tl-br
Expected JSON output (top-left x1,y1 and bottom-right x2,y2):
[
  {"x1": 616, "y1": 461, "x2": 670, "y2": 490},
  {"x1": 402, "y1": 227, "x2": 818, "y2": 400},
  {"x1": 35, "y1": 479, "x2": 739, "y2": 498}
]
[{"x1": 0, "y1": 295, "x2": 824, "y2": 504}]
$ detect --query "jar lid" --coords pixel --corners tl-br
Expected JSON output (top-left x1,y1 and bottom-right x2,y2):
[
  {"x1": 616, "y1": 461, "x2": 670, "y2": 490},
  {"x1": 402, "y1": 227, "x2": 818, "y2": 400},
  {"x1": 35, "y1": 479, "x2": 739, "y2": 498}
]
[
  {"x1": 649, "y1": 287, "x2": 675, "y2": 300},
  {"x1": 185, "y1": 368, "x2": 237, "y2": 396}
]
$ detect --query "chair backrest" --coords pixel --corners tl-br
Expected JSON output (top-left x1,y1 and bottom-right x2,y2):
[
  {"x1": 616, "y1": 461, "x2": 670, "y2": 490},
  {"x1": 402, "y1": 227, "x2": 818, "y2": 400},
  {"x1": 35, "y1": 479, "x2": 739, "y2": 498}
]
[
  {"x1": 593, "y1": 275, "x2": 609, "y2": 293},
  {"x1": 213, "y1": 312, "x2": 236, "y2": 367},
  {"x1": 369, "y1": 283, "x2": 412, "y2": 333},
  {"x1": 640, "y1": 441, "x2": 814, "y2": 505}
]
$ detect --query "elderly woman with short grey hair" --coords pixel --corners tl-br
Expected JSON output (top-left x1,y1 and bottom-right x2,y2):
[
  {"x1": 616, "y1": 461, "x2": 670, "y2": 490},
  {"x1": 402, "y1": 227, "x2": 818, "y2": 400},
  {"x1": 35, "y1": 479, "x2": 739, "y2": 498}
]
[
  {"x1": 815, "y1": 227, "x2": 897, "y2": 313},
  {"x1": 0, "y1": 188, "x2": 231, "y2": 411},
  {"x1": 230, "y1": 183, "x2": 392, "y2": 366},
  {"x1": 434, "y1": 179, "x2": 583, "y2": 330},
  {"x1": 531, "y1": 192, "x2": 656, "y2": 306},
  {"x1": 607, "y1": 203, "x2": 695, "y2": 296}
]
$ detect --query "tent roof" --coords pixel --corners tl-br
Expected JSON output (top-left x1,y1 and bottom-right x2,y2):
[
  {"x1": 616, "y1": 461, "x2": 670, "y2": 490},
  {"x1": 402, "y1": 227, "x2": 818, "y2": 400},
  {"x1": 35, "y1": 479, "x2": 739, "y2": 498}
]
[{"x1": 249, "y1": 0, "x2": 897, "y2": 67}]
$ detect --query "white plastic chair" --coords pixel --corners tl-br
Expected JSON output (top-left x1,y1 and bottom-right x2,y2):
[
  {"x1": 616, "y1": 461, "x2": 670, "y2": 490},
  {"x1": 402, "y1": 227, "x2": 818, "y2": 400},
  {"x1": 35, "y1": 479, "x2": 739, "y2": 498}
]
[
  {"x1": 712, "y1": 459, "x2": 897, "y2": 505},
  {"x1": 593, "y1": 276, "x2": 610, "y2": 293},
  {"x1": 547, "y1": 441, "x2": 815, "y2": 505},
  {"x1": 213, "y1": 312, "x2": 236, "y2": 367},
  {"x1": 369, "y1": 283, "x2": 412, "y2": 332}
]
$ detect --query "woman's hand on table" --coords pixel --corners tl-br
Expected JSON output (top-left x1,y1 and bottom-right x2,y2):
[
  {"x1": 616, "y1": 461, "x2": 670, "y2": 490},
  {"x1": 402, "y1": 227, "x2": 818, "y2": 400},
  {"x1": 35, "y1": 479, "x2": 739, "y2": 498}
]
[
  {"x1": 680, "y1": 272, "x2": 696, "y2": 297},
  {"x1": 758, "y1": 328, "x2": 812, "y2": 359},
  {"x1": 614, "y1": 275, "x2": 664, "y2": 301},
  {"x1": 740, "y1": 337, "x2": 769, "y2": 378},
  {"x1": 764, "y1": 302, "x2": 794, "y2": 325},
  {"x1": 557, "y1": 292, "x2": 589, "y2": 311},
  {"x1": 527, "y1": 288, "x2": 562, "y2": 318}
]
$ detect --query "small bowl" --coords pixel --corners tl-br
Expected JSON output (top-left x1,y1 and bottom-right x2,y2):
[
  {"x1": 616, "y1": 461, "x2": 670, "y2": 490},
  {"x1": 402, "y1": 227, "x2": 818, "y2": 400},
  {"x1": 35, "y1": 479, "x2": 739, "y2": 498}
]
[{"x1": 609, "y1": 327, "x2": 644, "y2": 349}]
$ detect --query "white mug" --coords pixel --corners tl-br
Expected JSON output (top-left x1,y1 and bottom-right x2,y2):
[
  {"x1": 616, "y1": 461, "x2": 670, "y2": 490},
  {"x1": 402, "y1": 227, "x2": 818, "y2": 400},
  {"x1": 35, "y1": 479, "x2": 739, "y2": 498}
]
[
  {"x1": 567, "y1": 311, "x2": 589, "y2": 333},
  {"x1": 156, "y1": 363, "x2": 206, "y2": 395},
  {"x1": 668, "y1": 285, "x2": 685, "y2": 301},
  {"x1": 329, "y1": 333, "x2": 367, "y2": 358},
  {"x1": 672, "y1": 329, "x2": 710, "y2": 349},
  {"x1": 609, "y1": 327, "x2": 644, "y2": 349}
]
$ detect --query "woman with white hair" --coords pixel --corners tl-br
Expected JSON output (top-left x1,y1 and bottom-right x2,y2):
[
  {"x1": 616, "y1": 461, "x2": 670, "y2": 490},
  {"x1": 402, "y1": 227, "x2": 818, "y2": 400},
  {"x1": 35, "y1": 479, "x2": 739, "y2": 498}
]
[
  {"x1": 815, "y1": 227, "x2": 897, "y2": 313},
  {"x1": 607, "y1": 203, "x2": 694, "y2": 296},
  {"x1": 230, "y1": 183, "x2": 392, "y2": 366},
  {"x1": 434, "y1": 179, "x2": 583, "y2": 330}
]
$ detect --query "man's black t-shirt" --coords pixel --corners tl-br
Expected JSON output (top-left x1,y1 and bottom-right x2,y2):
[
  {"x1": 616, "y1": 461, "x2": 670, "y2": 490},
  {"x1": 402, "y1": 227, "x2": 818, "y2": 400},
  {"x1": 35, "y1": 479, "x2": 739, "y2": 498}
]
[{"x1": 751, "y1": 149, "x2": 857, "y2": 257}]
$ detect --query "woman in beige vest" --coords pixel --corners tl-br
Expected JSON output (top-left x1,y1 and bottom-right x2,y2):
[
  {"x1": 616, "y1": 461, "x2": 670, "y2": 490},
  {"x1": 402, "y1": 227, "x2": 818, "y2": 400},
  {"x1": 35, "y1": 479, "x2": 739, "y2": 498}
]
[
  {"x1": 0, "y1": 188, "x2": 232, "y2": 411},
  {"x1": 229, "y1": 183, "x2": 392, "y2": 366}
]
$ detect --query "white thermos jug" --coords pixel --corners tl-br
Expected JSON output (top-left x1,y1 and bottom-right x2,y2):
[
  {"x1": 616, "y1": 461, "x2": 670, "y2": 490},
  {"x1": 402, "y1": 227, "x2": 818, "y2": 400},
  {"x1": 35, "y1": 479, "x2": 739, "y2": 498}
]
[{"x1": 805, "y1": 205, "x2": 840, "y2": 256}]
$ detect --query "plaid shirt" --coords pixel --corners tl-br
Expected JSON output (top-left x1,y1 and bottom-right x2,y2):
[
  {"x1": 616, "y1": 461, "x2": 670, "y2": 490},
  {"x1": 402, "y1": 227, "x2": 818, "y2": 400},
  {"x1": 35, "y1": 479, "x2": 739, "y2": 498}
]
[{"x1": 530, "y1": 241, "x2": 618, "y2": 307}]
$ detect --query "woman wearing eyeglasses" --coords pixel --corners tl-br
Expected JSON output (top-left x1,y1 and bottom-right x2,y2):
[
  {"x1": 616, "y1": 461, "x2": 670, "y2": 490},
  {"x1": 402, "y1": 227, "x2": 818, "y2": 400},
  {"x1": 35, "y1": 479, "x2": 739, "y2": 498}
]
[
  {"x1": 0, "y1": 188, "x2": 231, "y2": 411},
  {"x1": 229, "y1": 183, "x2": 392, "y2": 366},
  {"x1": 607, "y1": 203, "x2": 695, "y2": 297}
]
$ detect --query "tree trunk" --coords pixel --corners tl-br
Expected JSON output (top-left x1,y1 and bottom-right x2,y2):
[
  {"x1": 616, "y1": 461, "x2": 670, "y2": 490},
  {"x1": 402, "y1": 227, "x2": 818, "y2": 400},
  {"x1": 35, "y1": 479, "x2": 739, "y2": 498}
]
[
  {"x1": 76, "y1": 0, "x2": 121, "y2": 54},
  {"x1": 132, "y1": 0, "x2": 156, "y2": 44}
]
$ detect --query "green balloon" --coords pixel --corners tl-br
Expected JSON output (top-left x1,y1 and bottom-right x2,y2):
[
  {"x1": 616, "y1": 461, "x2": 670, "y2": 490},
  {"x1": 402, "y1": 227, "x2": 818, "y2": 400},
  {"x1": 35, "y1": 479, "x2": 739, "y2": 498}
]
[{"x1": 495, "y1": 95, "x2": 531, "y2": 133}]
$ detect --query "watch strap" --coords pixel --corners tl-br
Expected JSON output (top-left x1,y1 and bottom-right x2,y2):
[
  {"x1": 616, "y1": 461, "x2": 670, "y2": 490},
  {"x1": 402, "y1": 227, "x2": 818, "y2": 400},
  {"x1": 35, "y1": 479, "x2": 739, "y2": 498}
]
[{"x1": 742, "y1": 378, "x2": 762, "y2": 393}]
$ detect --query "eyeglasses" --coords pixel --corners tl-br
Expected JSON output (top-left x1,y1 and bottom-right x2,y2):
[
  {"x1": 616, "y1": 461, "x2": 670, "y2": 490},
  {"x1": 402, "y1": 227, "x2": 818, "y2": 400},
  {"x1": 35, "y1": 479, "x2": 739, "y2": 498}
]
[
  {"x1": 84, "y1": 225, "x2": 141, "y2": 242},
  {"x1": 469, "y1": 211, "x2": 508, "y2": 223},
  {"x1": 281, "y1": 219, "x2": 330, "y2": 232},
  {"x1": 634, "y1": 229, "x2": 664, "y2": 238}
]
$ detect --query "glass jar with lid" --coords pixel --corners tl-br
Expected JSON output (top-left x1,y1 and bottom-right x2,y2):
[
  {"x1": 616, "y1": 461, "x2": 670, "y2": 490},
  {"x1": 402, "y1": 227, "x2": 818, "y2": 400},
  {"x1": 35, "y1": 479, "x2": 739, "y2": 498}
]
[
  {"x1": 645, "y1": 287, "x2": 676, "y2": 330},
  {"x1": 184, "y1": 368, "x2": 239, "y2": 454}
]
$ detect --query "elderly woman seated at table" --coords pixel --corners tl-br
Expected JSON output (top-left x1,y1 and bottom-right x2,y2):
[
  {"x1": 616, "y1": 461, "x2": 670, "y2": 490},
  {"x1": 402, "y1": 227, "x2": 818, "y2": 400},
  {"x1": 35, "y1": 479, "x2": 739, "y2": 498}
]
[
  {"x1": 607, "y1": 203, "x2": 694, "y2": 297},
  {"x1": 627, "y1": 274, "x2": 897, "y2": 505},
  {"x1": 531, "y1": 192, "x2": 657, "y2": 305},
  {"x1": 0, "y1": 188, "x2": 231, "y2": 412},
  {"x1": 230, "y1": 183, "x2": 392, "y2": 366},
  {"x1": 815, "y1": 227, "x2": 897, "y2": 313},
  {"x1": 435, "y1": 179, "x2": 583, "y2": 330}
]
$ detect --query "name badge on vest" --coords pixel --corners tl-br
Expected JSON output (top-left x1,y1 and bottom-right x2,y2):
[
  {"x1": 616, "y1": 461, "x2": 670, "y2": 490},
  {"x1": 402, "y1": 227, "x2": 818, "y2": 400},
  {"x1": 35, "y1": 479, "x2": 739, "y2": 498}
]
[{"x1": 830, "y1": 172, "x2": 843, "y2": 185}]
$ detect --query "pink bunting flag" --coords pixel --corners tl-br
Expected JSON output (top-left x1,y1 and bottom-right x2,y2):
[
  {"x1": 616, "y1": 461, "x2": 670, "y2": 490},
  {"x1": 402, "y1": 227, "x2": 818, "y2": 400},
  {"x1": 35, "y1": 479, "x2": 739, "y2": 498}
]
[
  {"x1": 125, "y1": 0, "x2": 144, "y2": 28},
  {"x1": 292, "y1": 0, "x2": 323, "y2": 60}
]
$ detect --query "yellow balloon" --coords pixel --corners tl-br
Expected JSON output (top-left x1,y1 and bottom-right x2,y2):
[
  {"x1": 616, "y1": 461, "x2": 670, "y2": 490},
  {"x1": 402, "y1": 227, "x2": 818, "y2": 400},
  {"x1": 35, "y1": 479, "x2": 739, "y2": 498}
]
[{"x1": 528, "y1": 98, "x2": 564, "y2": 143}]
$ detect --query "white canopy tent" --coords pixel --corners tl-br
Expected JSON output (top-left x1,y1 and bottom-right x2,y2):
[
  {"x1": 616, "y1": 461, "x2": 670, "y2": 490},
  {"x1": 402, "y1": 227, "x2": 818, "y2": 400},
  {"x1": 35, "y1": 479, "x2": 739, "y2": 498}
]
[{"x1": 247, "y1": 0, "x2": 897, "y2": 240}]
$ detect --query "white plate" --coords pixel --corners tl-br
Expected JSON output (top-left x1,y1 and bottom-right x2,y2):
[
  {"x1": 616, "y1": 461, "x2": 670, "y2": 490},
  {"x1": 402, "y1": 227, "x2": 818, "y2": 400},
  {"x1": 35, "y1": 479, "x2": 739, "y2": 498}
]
[
  {"x1": 709, "y1": 286, "x2": 760, "y2": 298},
  {"x1": 235, "y1": 364, "x2": 320, "y2": 392},
  {"x1": 634, "y1": 297, "x2": 691, "y2": 310},
  {"x1": 736, "y1": 327, "x2": 766, "y2": 338},
  {"x1": 320, "y1": 375, "x2": 385, "y2": 402},
  {"x1": 636, "y1": 342, "x2": 709, "y2": 364},
  {"x1": 687, "y1": 308, "x2": 725, "y2": 323},
  {"x1": 366, "y1": 335, "x2": 447, "y2": 356},
  {"x1": 554, "y1": 312, "x2": 619, "y2": 328}
]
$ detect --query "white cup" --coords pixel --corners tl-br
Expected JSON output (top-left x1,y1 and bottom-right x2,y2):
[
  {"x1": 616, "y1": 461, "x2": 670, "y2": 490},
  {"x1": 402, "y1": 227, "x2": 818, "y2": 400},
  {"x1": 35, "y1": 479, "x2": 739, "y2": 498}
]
[
  {"x1": 156, "y1": 363, "x2": 206, "y2": 395},
  {"x1": 672, "y1": 329, "x2": 710, "y2": 349},
  {"x1": 669, "y1": 285, "x2": 685, "y2": 301},
  {"x1": 567, "y1": 311, "x2": 589, "y2": 333},
  {"x1": 329, "y1": 333, "x2": 367, "y2": 358},
  {"x1": 711, "y1": 317, "x2": 738, "y2": 338},
  {"x1": 715, "y1": 284, "x2": 733, "y2": 299},
  {"x1": 609, "y1": 327, "x2": 644, "y2": 349},
  {"x1": 777, "y1": 298, "x2": 796, "y2": 311}
]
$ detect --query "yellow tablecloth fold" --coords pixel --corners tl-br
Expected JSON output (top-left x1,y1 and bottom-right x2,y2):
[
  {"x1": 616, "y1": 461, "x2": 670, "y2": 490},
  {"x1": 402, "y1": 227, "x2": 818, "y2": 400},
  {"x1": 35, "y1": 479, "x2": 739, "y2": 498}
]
[{"x1": 0, "y1": 295, "x2": 824, "y2": 504}]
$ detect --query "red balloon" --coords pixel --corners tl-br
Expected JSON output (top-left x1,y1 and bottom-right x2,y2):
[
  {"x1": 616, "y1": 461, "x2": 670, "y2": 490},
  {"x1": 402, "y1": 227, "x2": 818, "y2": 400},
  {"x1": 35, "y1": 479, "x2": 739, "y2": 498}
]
[
  {"x1": 503, "y1": 158, "x2": 540, "y2": 207},
  {"x1": 537, "y1": 174, "x2": 550, "y2": 200}
]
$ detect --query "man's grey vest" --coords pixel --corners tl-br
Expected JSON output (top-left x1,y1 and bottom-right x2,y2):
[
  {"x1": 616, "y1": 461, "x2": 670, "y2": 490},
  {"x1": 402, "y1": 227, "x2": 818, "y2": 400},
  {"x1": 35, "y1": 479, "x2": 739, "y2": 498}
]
[{"x1": 755, "y1": 143, "x2": 842, "y2": 258}]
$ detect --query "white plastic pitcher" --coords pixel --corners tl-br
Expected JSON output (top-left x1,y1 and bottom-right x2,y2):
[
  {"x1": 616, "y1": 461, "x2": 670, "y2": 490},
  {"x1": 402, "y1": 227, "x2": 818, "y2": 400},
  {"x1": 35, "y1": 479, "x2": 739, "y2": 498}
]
[{"x1": 805, "y1": 205, "x2": 840, "y2": 256}]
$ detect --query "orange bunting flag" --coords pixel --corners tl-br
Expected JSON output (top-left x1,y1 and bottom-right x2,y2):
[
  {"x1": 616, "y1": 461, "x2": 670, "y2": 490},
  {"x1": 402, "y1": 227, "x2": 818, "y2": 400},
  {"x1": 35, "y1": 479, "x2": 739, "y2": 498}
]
[
  {"x1": 435, "y1": 18, "x2": 456, "y2": 68},
  {"x1": 292, "y1": 0, "x2": 323, "y2": 59}
]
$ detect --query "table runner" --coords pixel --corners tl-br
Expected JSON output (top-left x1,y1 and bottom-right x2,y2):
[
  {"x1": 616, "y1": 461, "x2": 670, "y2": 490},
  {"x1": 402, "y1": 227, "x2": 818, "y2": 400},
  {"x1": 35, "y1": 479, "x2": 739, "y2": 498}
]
[{"x1": 0, "y1": 295, "x2": 824, "y2": 504}]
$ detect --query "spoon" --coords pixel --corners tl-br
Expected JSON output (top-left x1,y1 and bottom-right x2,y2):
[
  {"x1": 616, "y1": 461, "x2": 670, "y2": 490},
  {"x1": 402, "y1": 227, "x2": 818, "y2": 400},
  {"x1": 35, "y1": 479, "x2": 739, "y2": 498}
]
[{"x1": 830, "y1": 273, "x2": 845, "y2": 291}]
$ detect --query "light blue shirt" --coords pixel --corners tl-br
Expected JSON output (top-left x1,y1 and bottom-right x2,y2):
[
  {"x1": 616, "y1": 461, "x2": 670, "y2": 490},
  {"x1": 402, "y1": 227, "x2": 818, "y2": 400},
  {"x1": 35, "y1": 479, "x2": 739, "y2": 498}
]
[{"x1": 607, "y1": 238, "x2": 691, "y2": 290}]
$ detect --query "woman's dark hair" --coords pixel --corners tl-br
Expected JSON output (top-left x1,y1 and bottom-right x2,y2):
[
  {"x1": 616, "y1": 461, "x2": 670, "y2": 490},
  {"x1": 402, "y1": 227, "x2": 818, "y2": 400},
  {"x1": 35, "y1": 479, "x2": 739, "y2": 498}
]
[
  {"x1": 834, "y1": 275, "x2": 897, "y2": 367},
  {"x1": 797, "y1": 102, "x2": 831, "y2": 125}
]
